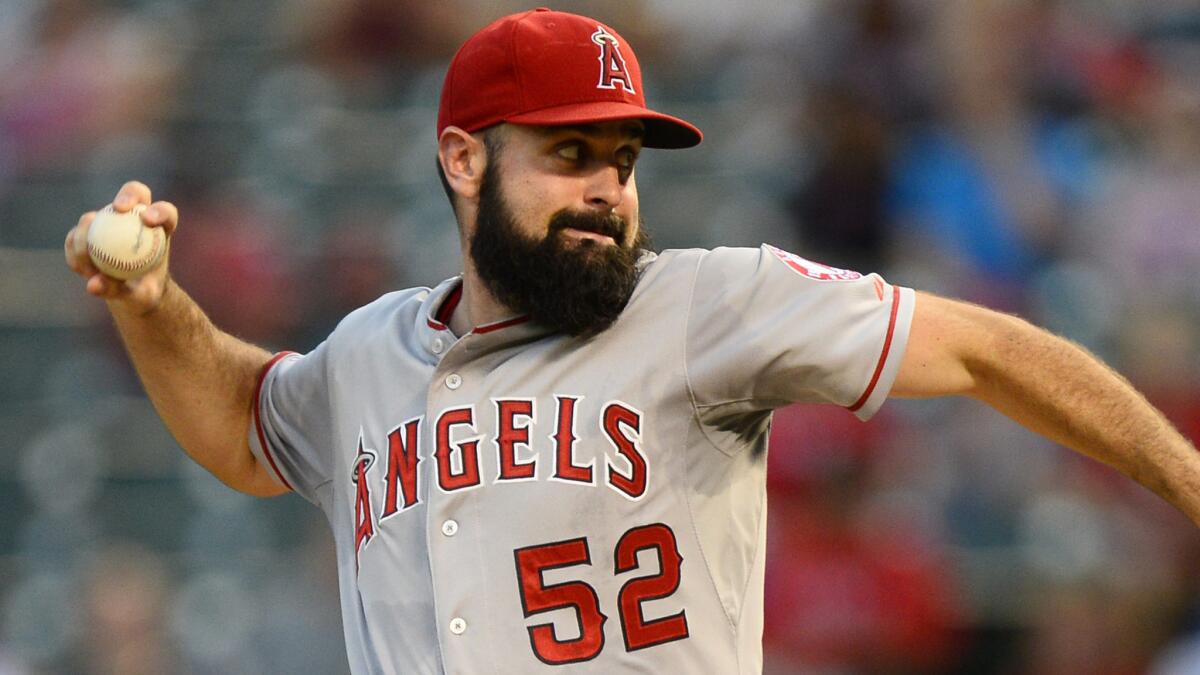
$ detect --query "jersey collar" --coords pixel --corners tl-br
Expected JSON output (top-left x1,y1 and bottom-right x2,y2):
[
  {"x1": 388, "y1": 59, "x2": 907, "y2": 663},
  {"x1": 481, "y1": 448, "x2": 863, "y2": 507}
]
[
  {"x1": 426, "y1": 281, "x2": 462, "y2": 331},
  {"x1": 420, "y1": 276, "x2": 541, "y2": 343}
]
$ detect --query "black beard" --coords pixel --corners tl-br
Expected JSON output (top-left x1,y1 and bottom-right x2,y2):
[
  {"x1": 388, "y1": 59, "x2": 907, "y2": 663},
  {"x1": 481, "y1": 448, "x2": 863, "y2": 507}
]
[{"x1": 469, "y1": 164, "x2": 649, "y2": 337}]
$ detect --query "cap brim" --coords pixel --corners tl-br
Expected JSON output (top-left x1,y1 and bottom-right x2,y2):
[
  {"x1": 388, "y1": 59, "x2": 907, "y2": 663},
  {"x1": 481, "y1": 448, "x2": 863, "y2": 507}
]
[{"x1": 505, "y1": 101, "x2": 702, "y2": 149}]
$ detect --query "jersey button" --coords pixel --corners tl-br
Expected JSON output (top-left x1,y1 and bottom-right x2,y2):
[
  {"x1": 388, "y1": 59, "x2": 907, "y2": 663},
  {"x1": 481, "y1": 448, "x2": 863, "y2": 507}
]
[
  {"x1": 449, "y1": 617, "x2": 467, "y2": 635},
  {"x1": 445, "y1": 373, "x2": 462, "y2": 390},
  {"x1": 431, "y1": 337, "x2": 445, "y2": 354},
  {"x1": 441, "y1": 519, "x2": 458, "y2": 537}
]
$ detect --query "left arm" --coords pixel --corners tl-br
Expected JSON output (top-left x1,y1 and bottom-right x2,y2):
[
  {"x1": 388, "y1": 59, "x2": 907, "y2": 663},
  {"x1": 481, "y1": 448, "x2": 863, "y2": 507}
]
[{"x1": 893, "y1": 292, "x2": 1200, "y2": 526}]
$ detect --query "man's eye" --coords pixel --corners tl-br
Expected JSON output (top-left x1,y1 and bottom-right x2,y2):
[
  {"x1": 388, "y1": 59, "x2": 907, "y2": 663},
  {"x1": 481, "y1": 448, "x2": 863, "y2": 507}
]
[
  {"x1": 618, "y1": 149, "x2": 637, "y2": 169},
  {"x1": 557, "y1": 144, "x2": 581, "y2": 161}
]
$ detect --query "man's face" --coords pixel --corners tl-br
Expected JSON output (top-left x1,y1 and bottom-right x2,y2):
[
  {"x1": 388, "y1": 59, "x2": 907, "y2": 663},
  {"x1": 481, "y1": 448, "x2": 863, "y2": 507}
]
[{"x1": 469, "y1": 121, "x2": 649, "y2": 336}]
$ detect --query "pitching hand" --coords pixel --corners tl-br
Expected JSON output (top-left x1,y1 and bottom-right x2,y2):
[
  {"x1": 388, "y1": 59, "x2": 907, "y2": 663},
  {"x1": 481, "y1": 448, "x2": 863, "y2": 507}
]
[{"x1": 65, "y1": 181, "x2": 178, "y2": 313}]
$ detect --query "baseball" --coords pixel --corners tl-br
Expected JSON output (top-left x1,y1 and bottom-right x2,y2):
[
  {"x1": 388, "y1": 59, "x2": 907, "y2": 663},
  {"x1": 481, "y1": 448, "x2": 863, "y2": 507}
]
[{"x1": 86, "y1": 204, "x2": 168, "y2": 280}]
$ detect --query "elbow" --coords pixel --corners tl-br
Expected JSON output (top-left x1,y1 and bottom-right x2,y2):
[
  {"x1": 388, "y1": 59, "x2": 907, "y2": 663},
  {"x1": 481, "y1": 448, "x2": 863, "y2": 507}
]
[
  {"x1": 218, "y1": 466, "x2": 291, "y2": 498},
  {"x1": 960, "y1": 310, "x2": 1039, "y2": 398},
  {"x1": 237, "y1": 476, "x2": 292, "y2": 498},
  {"x1": 195, "y1": 441, "x2": 291, "y2": 498},
  {"x1": 232, "y1": 456, "x2": 293, "y2": 497},
  {"x1": 895, "y1": 293, "x2": 1023, "y2": 399}
]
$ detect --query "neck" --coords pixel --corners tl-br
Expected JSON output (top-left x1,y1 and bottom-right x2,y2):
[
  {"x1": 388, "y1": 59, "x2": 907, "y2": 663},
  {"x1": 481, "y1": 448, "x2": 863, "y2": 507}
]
[{"x1": 449, "y1": 251, "x2": 517, "y2": 337}]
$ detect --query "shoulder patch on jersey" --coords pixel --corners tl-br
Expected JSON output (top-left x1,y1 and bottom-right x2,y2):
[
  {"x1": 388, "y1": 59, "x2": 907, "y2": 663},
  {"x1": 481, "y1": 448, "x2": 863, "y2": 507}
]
[{"x1": 765, "y1": 244, "x2": 863, "y2": 282}]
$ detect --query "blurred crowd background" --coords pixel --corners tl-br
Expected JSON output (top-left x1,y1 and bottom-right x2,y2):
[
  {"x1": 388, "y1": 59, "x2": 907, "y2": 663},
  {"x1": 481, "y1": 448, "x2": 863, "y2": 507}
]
[{"x1": 1, "y1": 0, "x2": 1199, "y2": 673}]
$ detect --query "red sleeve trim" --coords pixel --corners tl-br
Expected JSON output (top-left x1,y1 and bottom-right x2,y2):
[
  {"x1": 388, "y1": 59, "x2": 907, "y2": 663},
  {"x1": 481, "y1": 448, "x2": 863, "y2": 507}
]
[
  {"x1": 847, "y1": 286, "x2": 901, "y2": 413},
  {"x1": 252, "y1": 351, "x2": 299, "y2": 491}
]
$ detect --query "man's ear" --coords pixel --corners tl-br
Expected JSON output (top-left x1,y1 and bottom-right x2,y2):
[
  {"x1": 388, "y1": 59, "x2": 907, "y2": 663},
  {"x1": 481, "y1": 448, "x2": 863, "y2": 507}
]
[{"x1": 438, "y1": 126, "x2": 487, "y2": 205}]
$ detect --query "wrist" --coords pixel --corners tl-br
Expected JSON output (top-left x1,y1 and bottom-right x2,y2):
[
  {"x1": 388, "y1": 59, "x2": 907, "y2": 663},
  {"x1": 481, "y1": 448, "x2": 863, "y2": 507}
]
[
  {"x1": 106, "y1": 273, "x2": 175, "y2": 320},
  {"x1": 142, "y1": 274, "x2": 175, "y2": 316}
]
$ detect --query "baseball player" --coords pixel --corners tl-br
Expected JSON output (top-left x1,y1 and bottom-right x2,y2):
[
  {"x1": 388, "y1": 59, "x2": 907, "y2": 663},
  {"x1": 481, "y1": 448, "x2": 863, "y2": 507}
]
[{"x1": 64, "y1": 8, "x2": 1200, "y2": 675}]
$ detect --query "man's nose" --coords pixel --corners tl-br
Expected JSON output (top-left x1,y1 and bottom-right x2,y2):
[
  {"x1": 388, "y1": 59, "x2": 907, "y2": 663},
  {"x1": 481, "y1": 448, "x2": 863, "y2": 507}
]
[{"x1": 583, "y1": 165, "x2": 624, "y2": 211}]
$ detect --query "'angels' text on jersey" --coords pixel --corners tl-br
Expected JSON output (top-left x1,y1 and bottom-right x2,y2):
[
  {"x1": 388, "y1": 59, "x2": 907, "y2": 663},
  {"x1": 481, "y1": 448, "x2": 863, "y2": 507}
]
[{"x1": 352, "y1": 397, "x2": 650, "y2": 561}]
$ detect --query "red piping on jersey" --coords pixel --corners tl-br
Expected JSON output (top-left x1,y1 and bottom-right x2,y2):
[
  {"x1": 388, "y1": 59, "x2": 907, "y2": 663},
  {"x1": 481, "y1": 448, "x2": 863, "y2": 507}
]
[
  {"x1": 473, "y1": 315, "x2": 531, "y2": 334},
  {"x1": 848, "y1": 286, "x2": 901, "y2": 413},
  {"x1": 253, "y1": 351, "x2": 298, "y2": 491},
  {"x1": 427, "y1": 284, "x2": 464, "y2": 330}
]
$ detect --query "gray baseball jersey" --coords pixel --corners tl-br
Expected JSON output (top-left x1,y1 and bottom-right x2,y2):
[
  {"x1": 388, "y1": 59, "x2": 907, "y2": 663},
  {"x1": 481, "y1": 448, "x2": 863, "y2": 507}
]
[{"x1": 248, "y1": 244, "x2": 915, "y2": 674}]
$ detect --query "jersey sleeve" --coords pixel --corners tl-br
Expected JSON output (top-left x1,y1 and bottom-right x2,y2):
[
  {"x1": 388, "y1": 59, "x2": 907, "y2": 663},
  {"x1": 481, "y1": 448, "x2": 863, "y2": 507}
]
[
  {"x1": 248, "y1": 344, "x2": 334, "y2": 505},
  {"x1": 685, "y1": 244, "x2": 915, "y2": 421}
]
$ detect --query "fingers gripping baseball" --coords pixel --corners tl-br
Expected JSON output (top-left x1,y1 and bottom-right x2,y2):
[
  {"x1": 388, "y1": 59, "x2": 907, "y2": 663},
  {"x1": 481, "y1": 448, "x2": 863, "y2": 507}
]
[{"x1": 65, "y1": 182, "x2": 178, "y2": 310}]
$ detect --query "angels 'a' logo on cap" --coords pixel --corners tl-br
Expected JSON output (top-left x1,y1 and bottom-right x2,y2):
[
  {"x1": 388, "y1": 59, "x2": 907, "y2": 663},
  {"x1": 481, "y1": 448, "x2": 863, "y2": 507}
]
[{"x1": 592, "y1": 26, "x2": 635, "y2": 94}]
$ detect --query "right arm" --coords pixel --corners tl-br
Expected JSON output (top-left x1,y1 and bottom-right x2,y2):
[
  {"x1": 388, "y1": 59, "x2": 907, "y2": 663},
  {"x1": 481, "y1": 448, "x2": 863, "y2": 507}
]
[{"x1": 65, "y1": 181, "x2": 288, "y2": 497}]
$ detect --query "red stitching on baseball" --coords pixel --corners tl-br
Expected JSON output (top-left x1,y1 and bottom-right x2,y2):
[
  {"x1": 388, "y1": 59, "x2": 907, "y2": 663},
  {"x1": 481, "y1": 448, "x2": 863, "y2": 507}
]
[{"x1": 88, "y1": 231, "x2": 164, "y2": 273}]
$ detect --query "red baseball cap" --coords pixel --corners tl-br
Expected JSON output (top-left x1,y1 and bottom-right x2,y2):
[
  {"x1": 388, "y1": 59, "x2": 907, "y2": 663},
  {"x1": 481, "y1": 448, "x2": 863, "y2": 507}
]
[{"x1": 437, "y1": 8, "x2": 702, "y2": 149}]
